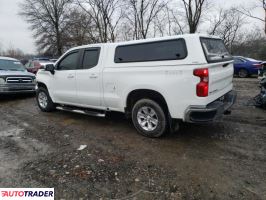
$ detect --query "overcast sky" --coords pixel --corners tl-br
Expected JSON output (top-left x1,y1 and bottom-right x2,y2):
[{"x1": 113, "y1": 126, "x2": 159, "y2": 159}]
[{"x1": 0, "y1": 0, "x2": 264, "y2": 54}]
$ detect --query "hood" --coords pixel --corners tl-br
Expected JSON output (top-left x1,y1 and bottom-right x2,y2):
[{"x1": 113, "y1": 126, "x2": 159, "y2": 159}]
[{"x1": 0, "y1": 70, "x2": 35, "y2": 77}]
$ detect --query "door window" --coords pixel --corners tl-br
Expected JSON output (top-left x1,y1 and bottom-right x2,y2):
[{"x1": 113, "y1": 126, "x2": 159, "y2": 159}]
[
  {"x1": 234, "y1": 58, "x2": 245, "y2": 64},
  {"x1": 82, "y1": 49, "x2": 100, "y2": 69},
  {"x1": 57, "y1": 51, "x2": 79, "y2": 70}
]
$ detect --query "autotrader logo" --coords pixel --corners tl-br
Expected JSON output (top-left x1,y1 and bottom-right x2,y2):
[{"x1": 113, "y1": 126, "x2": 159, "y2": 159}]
[{"x1": 0, "y1": 188, "x2": 54, "y2": 199}]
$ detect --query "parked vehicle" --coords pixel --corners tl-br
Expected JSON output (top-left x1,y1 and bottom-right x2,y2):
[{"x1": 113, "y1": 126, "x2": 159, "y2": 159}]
[
  {"x1": 33, "y1": 57, "x2": 51, "y2": 61},
  {"x1": 0, "y1": 56, "x2": 36, "y2": 94},
  {"x1": 36, "y1": 34, "x2": 236, "y2": 137},
  {"x1": 254, "y1": 78, "x2": 266, "y2": 109},
  {"x1": 25, "y1": 60, "x2": 54, "y2": 74},
  {"x1": 258, "y1": 62, "x2": 266, "y2": 80},
  {"x1": 233, "y1": 56, "x2": 262, "y2": 78}
]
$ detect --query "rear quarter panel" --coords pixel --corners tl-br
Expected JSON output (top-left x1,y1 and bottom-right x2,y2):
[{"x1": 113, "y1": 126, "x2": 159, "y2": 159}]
[{"x1": 102, "y1": 36, "x2": 216, "y2": 119}]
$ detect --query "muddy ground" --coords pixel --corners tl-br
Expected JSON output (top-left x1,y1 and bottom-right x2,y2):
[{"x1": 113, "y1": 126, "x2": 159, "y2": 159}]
[{"x1": 0, "y1": 78, "x2": 265, "y2": 200}]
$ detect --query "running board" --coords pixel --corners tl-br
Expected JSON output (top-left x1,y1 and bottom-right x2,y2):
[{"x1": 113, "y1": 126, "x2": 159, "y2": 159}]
[{"x1": 56, "y1": 106, "x2": 106, "y2": 117}]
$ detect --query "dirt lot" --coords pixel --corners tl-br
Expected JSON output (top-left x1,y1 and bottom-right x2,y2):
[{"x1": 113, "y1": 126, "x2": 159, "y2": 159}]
[{"x1": 0, "y1": 78, "x2": 265, "y2": 200}]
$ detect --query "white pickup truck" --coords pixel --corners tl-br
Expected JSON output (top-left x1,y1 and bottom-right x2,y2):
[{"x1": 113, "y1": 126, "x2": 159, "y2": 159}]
[{"x1": 36, "y1": 34, "x2": 236, "y2": 137}]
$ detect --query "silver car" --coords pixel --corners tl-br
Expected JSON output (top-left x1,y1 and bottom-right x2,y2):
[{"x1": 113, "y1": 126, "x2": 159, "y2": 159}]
[{"x1": 0, "y1": 56, "x2": 36, "y2": 94}]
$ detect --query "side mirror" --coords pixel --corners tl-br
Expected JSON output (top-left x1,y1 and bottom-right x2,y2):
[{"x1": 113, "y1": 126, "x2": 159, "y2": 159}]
[{"x1": 45, "y1": 64, "x2": 55, "y2": 74}]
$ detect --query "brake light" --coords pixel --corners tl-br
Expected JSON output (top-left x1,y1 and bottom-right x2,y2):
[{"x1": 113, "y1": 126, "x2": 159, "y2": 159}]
[
  {"x1": 193, "y1": 68, "x2": 209, "y2": 97},
  {"x1": 253, "y1": 63, "x2": 262, "y2": 68}
]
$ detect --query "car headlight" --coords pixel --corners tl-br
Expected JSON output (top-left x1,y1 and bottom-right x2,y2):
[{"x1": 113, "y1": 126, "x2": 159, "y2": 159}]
[
  {"x1": 0, "y1": 78, "x2": 5, "y2": 84},
  {"x1": 32, "y1": 77, "x2": 37, "y2": 84}
]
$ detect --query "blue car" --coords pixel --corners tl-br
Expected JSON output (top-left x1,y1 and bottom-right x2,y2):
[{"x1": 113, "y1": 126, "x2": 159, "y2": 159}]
[{"x1": 233, "y1": 56, "x2": 263, "y2": 78}]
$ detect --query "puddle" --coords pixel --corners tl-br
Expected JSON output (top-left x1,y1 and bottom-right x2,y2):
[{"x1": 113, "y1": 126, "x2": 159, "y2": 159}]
[{"x1": 0, "y1": 120, "x2": 51, "y2": 186}]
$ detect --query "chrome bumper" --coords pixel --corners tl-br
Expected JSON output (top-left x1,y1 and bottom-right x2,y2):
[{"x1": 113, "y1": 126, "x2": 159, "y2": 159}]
[{"x1": 0, "y1": 84, "x2": 36, "y2": 94}]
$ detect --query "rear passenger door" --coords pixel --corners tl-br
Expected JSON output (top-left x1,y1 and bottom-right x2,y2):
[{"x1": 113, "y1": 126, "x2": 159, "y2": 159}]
[{"x1": 75, "y1": 47, "x2": 103, "y2": 108}]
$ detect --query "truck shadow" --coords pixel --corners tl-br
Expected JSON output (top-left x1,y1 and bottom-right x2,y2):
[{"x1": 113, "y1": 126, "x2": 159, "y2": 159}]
[
  {"x1": 0, "y1": 94, "x2": 35, "y2": 102},
  {"x1": 56, "y1": 110, "x2": 232, "y2": 141}
]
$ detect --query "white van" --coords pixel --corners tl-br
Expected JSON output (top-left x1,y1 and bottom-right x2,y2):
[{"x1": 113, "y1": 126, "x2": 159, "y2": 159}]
[{"x1": 36, "y1": 34, "x2": 236, "y2": 137}]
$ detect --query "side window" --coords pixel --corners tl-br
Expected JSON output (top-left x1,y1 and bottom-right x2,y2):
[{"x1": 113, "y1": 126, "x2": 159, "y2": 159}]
[
  {"x1": 82, "y1": 49, "x2": 100, "y2": 69},
  {"x1": 234, "y1": 58, "x2": 244, "y2": 64},
  {"x1": 114, "y1": 39, "x2": 187, "y2": 63},
  {"x1": 58, "y1": 51, "x2": 79, "y2": 70},
  {"x1": 34, "y1": 61, "x2": 41, "y2": 67},
  {"x1": 25, "y1": 62, "x2": 31, "y2": 68}
]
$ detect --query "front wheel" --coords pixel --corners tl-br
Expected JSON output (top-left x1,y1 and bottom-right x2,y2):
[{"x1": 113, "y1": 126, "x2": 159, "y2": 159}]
[
  {"x1": 36, "y1": 87, "x2": 55, "y2": 112},
  {"x1": 132, "y1": 99, "x2": 167, "y2": 138}
]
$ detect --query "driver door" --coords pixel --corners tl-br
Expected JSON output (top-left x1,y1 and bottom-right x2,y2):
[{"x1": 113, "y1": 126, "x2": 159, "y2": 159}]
[{"x1": 51, "y1": 50, "x2": 80, "y2": 105}]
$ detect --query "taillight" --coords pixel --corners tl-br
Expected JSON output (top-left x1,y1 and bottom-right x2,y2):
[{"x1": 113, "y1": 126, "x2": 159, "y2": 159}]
[
  {"x1": 253, "y1": 63, "x2": 262, "y2": 68},
  {"x1": 193, "y1": 68, "x2": 209, "y2": 97}
]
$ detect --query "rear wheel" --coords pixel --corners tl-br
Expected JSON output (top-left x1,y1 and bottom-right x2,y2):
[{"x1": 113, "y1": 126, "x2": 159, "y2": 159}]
[
  {"x1": 238, "y1": 69, "x2": 248, "y2": 78},
  {"x1": 132, "y1": 99, "x2": 167, "y2": 138},
  {"x1": 36, "y1": 87, "x2": 55, "y2": 112}
]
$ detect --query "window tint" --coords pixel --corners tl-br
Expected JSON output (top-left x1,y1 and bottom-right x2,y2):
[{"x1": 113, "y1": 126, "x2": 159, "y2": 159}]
[
  {"x1": 114, "y1": 39, "x2": 187, "y2": 63},
  {"x1": 200, "y1": 38, "x2": 232, "y2": 63},
  {"x1": 82, "y1": 49, "x2": 100, "y2": 69},
  {"x1": 58, "y1": 51, "x2": 79, "y2": 70},
  {"x1": 234, "y1": 58, "x2": 244, "y2": 64}
]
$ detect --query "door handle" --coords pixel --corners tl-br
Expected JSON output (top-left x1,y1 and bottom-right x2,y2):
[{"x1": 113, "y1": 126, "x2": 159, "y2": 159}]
[
  {"x1": 67, "y1": 74, "x2": 74, "y2": 78},
  {"x1": 89, "y1": 74, "x2": 98, "y2": 79}
]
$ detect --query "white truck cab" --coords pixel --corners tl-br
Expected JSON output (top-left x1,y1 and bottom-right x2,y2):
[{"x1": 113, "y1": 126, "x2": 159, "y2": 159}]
[{"x1": 36, "y1": 34, "x2": 236, "y2": 137}]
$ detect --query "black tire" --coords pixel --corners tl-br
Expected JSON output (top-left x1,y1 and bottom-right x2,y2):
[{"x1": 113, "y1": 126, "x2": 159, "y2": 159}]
[
  {"x1": 238, "y1": 69, "x2": 248, "y2": 78},
  {"x1": 132, "y1": 99, "x2": 167, "y2": 138},
  {"x1": 36, "y1": 87, "x2": 55, "y2": 112}
]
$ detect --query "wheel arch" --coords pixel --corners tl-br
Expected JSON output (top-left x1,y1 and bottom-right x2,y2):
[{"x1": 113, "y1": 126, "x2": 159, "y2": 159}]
[
  {"x1": 125, "y1": 89, "x2": 169, "y2": 117},
  {"x1": 37, "y1": 82, "x2": 48, "y2": 90},
  {"x1": 36, "y1": 82, "x2": 55, "y2": 101}
]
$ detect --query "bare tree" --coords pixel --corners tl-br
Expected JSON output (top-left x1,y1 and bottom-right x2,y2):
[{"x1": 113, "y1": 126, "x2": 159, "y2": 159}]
[
  {"x1": 232, "y1": 28, "x2": 266, "y2": 59},
  {"x1": 209, "y1": 8, "x2": 244, "y2": 52},
  {"x1": 3, "y1": 44, "x2": 25, "y2": 59},
  {"x1": 181, "y1": 0, "x2": 207, "y2": 33},
  {"x1": 77, "y1": 0, "x2": 124, "y2": 43},
  {"x1": 64, "y1": 8, "x2": 96, "y2": 46},
  {"x1": 19, "y1": 0, "x2": 73, "y2": 56},
  {"x1": 208, "y1": 8, "x2": 227, "y2": 35},
  {"x1": 167, "y1": 6, "x2": 185, "y2": 35},
  {"x1": 236, "y1": 0, "x2": 266, "y2": 34},
  {"x1": 154, "y1": 5, "x2": 184, "y2": 37},
  {"x1": 125, "y1": 0, "x2": 167, "y2": 39}
]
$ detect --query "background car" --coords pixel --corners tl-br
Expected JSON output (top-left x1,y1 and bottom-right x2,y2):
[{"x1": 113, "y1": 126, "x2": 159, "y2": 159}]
[
  {"x1": 33, "y1": 57, "x2": 51, "y2": 61},
  {"x1": 233, "y1": 56, "x2": 263, "y2": 78},
  {"x1": 0, "y1": 56, "x2": 36, "y2": 94},
  {"x1": 25, "y1": 60, "x2": 54, "y2": 74}
]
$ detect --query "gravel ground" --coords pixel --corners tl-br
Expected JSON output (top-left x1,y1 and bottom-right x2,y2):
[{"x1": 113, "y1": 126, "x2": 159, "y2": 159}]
[{"x1": 0, "y1": 78, "x2": 265, "y2": 200}]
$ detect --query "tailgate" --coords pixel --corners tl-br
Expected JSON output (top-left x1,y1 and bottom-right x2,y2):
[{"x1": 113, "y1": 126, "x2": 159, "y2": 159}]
[
  {"x1": 200, "y1": 37, "x2": 234, "y2": 99},
  {"x1": 208, "y1": 61, "x2": 234, "y2": 96}
]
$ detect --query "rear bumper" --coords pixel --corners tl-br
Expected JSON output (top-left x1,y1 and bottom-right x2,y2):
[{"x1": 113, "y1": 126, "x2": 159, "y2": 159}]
[
  {"x1": 0, "y1": 84, "x2": 36, "y2": 94},
  {"x1": 185, "y1": 90, "x2": 237, "y2": 123}
]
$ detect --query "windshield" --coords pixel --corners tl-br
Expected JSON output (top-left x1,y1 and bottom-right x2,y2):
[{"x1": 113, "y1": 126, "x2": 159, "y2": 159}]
[
  {"x1": 200, "y1": 38, "x2": 233, "y2": 63},
  {"x1": 0, "y1": 59, "x2": 26, "y2": 71}
]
